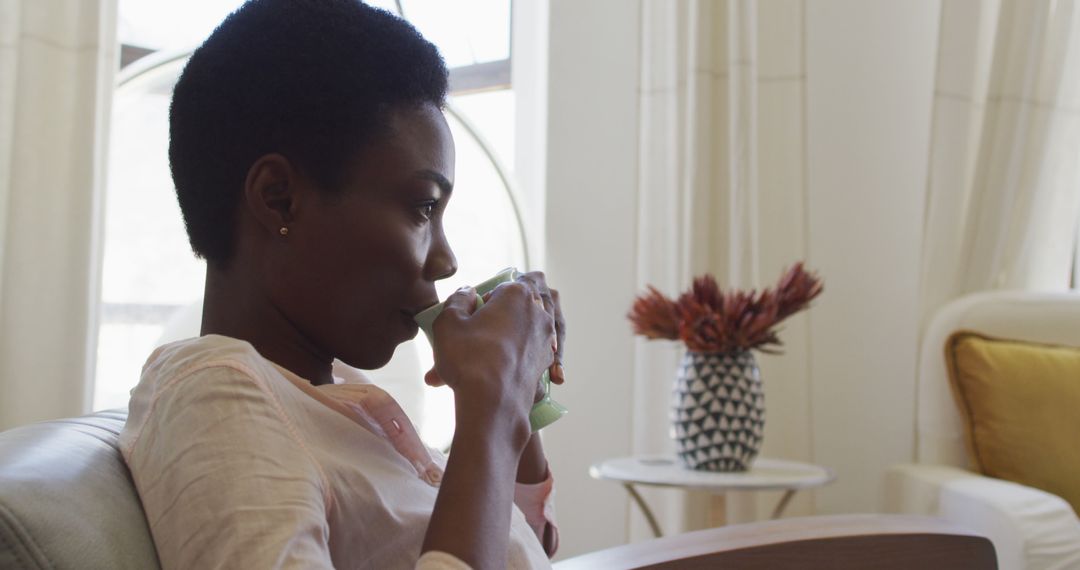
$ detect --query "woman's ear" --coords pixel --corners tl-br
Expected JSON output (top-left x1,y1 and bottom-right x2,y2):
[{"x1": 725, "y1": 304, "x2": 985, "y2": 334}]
[{"x1": 243, "y1": 153, "x2": 300, "y2": 235}]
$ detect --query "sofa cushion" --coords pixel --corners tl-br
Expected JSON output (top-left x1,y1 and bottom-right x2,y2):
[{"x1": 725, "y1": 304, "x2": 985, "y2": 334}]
[
  {"x1": 0, "y1": 409, "x2": 160, "y2": 569},
  {"x1": 945, "y1": 332, "x2": 1080, "y2": 516}
]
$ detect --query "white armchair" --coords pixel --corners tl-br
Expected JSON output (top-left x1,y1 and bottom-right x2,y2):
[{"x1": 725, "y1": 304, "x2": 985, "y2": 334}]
[{"x1": 884, "y1": 291, "x2": 1080, "y2": 570}]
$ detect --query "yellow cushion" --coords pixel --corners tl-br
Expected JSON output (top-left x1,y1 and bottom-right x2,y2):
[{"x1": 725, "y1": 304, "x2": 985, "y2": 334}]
[{"x1": 945, "y1": 331, "x2": 1080, "y2": 516}]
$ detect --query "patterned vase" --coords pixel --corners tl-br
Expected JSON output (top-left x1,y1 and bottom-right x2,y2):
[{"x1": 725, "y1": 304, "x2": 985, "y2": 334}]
[{"x1": 670, "y1": 350, "x2": 765, "y2": 472}]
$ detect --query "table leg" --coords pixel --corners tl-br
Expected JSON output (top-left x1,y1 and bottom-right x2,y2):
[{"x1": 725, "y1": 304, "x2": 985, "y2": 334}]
[
  {"x1": 708, "y1": 493, "x2": 727, "y2": 527},
  {"x1": 771, "y1": 490, "x2": 797, "y2": 519},
  {"x1": 622, "y1": 483, "x2": 663, "y2": 538}
]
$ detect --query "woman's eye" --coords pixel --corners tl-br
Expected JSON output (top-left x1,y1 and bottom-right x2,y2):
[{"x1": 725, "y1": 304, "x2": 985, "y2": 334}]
[{"x1": 417, "y1": 202, "x2": 437, "y2": 220}]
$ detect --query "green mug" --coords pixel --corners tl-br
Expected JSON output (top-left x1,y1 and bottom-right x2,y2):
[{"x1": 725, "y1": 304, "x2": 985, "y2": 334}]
[{"x1": 414, "y1": 267, "x2": 568, "y2": 432}]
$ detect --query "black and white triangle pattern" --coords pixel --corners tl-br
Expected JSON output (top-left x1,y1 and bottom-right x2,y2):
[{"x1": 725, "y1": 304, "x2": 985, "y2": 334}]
[{"x1": 670, "y1": 351, "x2": 765, "y2": 472}]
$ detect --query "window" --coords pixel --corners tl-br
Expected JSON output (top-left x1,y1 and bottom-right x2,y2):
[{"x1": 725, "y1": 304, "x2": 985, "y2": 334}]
[{"x1": 96, "y1": 0, "x2": 527, "y2": 449}]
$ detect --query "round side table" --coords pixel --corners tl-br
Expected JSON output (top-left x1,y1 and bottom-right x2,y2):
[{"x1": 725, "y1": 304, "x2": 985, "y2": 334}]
[{"x1": 589, "y1": 455, "x2": 835, "y2": 538}]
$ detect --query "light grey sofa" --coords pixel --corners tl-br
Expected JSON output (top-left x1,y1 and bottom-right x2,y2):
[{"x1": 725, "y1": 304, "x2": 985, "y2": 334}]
[{"x1": 0, "y1": 410, "x2": 160, "y2": 569}]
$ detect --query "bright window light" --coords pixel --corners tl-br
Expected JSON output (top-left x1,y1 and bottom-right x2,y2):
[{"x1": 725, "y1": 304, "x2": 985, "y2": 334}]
[{"x1": 98, "y1": 1, "x2": 523, "y2": 451}]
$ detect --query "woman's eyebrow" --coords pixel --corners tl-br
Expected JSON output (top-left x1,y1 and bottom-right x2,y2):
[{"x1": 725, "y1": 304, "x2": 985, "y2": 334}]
[{"x1": 416, "y1": 169, "x2": 453, "y2": 195}]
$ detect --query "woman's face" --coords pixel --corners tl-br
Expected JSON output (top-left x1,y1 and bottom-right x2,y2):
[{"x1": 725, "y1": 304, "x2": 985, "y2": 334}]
[{"x1": 267, "y1": 103, "x2": 457, "y2": 370}]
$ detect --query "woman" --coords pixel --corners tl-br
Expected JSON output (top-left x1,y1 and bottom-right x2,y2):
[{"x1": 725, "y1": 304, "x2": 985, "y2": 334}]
[{"x1": 119, "y1": 1, "x2": 565, "y2": 568}]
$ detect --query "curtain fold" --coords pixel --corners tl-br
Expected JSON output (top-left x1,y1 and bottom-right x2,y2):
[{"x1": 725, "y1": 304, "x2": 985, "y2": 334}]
[
  {"x1": 920, "y1": 0, "x2": 1080, "y2": 326},
  {"x1": 0, "y1": 0, "x2": 117, "y2": 430},
  {"x1": 634, "y1": 0, "x2": 810, "y2": 537},
  {"x1": 631, "y1": 0, "x2": 1080, "y2": 540}
]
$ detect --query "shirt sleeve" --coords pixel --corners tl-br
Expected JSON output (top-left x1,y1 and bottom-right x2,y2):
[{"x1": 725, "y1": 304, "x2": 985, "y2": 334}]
[
  {"x1": 514, "y1": 470, "x2": 559, "y2": 556},
  {"x1": 125, "y1": 365, "x2": 335, "y2": 569}
]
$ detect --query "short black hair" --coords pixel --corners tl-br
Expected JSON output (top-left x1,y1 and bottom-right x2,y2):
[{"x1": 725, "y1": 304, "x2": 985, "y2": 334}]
[{"x1": 169, "y1": 0, "x2": 449, "y2": 264}]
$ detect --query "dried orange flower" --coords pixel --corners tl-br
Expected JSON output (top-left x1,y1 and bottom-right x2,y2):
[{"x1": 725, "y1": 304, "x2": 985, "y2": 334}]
[
  {"x1": 628, "y1": 286, "x2": 680, "y2": 340},
  {"x1": 627, "y1": 263, "x2": 823, "y2": 353}
]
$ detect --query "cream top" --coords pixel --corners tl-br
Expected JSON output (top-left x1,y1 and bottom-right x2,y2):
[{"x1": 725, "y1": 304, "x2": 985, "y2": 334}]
[{"x1": 120, "y1": 335, "x2": 553, "y2": 569}]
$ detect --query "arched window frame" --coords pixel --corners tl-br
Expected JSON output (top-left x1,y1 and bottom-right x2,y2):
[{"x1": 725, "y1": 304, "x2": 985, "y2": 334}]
[{"x1": 97, "y1": 4, "x2": 533, "y2": 449}]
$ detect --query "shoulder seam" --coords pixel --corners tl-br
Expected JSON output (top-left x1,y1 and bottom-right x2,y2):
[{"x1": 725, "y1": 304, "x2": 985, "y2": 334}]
[{"x1": 127, "y1": 360, "x2": 336, "y2": 515}]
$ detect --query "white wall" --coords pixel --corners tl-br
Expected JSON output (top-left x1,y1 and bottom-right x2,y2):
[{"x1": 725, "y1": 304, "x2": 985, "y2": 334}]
[
  {"x1": 531, "y1": 0, "x2": 943, "y2": 557},
  {"x1": 804, "y1": 0, "x2": 940, "y2": 514},
  {"x1": 539, "y1": 0, "x2": 641, "y2": 559},
  {"x1": 511, "y1": 0, "x2": 549, "y2": 267}
]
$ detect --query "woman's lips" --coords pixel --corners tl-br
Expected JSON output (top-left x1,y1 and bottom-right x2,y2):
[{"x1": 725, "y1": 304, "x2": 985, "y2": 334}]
[{"x1": 405, "y1": 300, "x2": 440, "y2": 318}]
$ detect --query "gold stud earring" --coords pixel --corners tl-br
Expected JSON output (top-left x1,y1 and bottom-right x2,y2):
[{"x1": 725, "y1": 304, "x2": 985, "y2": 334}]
[{"x1": 279, "y1": 226, "x2": 289, "y2": 236}]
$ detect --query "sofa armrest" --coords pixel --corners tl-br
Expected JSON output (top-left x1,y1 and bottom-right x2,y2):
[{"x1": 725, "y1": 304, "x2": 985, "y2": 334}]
[{"x1": 885, "y1": 464, "x2": 1080, "y2": 570}]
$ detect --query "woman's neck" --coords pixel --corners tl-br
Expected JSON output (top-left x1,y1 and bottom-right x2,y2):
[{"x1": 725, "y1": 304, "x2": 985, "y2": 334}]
[{"x1": 200, "y1": 266, "x2": 334, "y2": 385}]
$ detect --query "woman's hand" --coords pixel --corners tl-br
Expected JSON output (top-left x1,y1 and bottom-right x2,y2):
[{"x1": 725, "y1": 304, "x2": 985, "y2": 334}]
[
  {"x1": 515, "y1": 271, "x2": 566, "y2": 388},
  {"x1": 430, "y1": 280, "x2": 557, "y2": 448},
  {"x1": 425, "y1": 271, "x2": 567, "y2": 404},
  {"x1": 422, "y1": 279, "x2": 558, "y2": 568}
]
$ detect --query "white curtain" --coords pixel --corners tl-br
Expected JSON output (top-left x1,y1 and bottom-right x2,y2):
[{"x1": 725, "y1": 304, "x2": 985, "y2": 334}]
[
  {"x1": 630, "y1": 0, "x2": 1080, "y2": 539},
  {"x1": 0, "y1": 0, "x2": 117, "y2": 430},
  {"x1": 1075, "y1": 221, "x2": 1080, "y2": 287},
  {"x1": 634, "y1": 0, "x2": 812, "y2": 537},
  {"x1": 920, "y1": 0, "x2": 1080, "y2": 323}
]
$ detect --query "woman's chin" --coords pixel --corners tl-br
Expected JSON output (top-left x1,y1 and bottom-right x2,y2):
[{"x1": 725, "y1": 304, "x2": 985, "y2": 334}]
[{"x1": 338, "y1": 343, "x2": 398, "y2": 371}]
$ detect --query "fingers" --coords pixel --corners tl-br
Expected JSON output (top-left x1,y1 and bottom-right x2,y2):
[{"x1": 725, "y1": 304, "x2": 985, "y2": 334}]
[
  {"x1": 429, "y1": 276, "x2": 561, "y2": 425},
  {"x1": 550, "y1": 288, "x2": 566, "y2": 362},
  {"x1": 432, "y1": 287, "x2": 478, "y2": 353},
  {"x1": 493, "y1": 281, "x2": 556, "y2": 344},
  {"x1": 519, "y1": 272, "x2": 567, "y2": 385},
  {"x1": 453, "y1": 274, "x2": 564, "y2": 389},
  {"x1": 487, "y1": 279, "x2": 542, "y2": 309},
  {"x1": 439, "y1": 286, "x2": 478, "y2": 320},
  {"x1": 516, "y1": 273, "x2": 557, "y2": 332},
  {"x1": 517, "y1": 272, "x2": 551, "y2": 310}
]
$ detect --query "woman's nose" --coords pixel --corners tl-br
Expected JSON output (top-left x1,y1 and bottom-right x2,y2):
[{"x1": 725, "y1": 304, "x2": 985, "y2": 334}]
[{"x1": 424, "y1": 231, "x2": 457, "y2": 281}]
